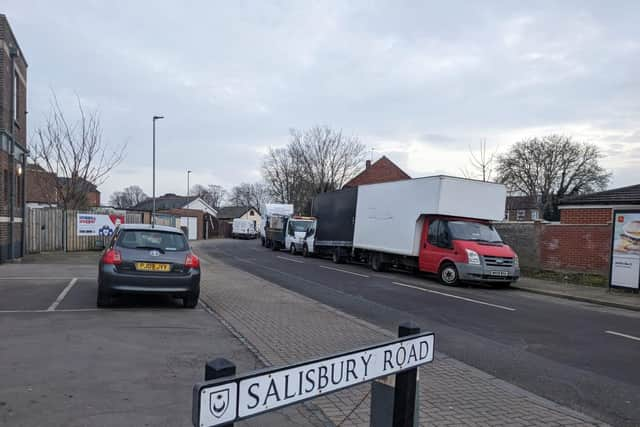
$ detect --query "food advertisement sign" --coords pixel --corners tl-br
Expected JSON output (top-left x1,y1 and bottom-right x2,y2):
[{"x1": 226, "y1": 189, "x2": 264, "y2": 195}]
[
  {"x1": 77, "y1": 213, "x2": 125, "y2": 237},
  {"x1": 610, "y1": 210, "x2": 640, "y2": 289}
]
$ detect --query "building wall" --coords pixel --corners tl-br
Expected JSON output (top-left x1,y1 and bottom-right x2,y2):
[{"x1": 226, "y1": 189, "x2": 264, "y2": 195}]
[
  {"x1": 343, "y1": 157, "x2": 410, "y2": 188},
  {"x1": 560, "y1": 208, "x2": 612, "y2": 224},
  {"x1": 240, "y1": 208, "x2": 261, "y2": 229},
  {"x1": 160, "y1": 208, "x2": 206, "y2": 240}
]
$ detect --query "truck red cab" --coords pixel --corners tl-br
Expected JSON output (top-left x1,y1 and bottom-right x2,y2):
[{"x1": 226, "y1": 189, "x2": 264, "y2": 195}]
[{"x1": 420, "y1": 216, "x2": 519, "y2": 286}]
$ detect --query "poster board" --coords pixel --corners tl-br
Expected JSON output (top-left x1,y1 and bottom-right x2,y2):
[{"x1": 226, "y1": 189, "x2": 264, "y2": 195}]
[
  {"x1": 610, "y1": 210, "x2": 640, "y2": 290},
  {"x1": 77, "y1": 213, "x2": 125, "y2": 237}
]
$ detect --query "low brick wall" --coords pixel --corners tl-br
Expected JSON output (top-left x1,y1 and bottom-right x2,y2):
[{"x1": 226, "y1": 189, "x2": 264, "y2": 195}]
[
  {"x1": 494, "y1": 222, "x2": 539, "y2": 269},
  {"x1": 494, "y1": 221, "x2": 612, "y2": 276},
  {"x1": 539, "y1": 224, "x2": 611, "y2": 274}
]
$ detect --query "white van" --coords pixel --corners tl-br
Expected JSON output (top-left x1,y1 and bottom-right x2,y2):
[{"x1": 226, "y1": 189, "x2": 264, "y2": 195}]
[{"x1": 232, "y1": 219, "x2": 257, "y2": 239}]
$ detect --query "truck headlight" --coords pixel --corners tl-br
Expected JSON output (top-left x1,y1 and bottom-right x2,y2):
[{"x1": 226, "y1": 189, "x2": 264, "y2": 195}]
[{"x1": 466, "y1": 249, "x2": 481, "y2": 265}]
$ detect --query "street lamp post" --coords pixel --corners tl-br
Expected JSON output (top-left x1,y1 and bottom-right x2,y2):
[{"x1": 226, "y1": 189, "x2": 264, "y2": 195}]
[
  {"x1": 152, "y1": 115, "x2": 164, "y2": 227},
  {"x1": 187, "y1": 170, "x2": 192, "y2": 196}
]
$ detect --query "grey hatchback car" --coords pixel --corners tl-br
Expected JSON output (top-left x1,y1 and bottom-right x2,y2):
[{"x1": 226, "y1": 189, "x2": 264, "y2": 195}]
[{"x1": 97, "y1": 224, "x2": 201, "y2": 308}]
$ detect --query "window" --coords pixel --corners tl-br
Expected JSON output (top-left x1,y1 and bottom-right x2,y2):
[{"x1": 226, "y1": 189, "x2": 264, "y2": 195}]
[
  {"x1": 13, "y1": 71, "x2": 18, "y2": 123},
  {"x1": 249, "y1": 210, "x2": 255, "y2": 216},
  {"x1": 516, "y1": 209, "x2": 526, "y2": 221},
  {"x1": 448, "y1": 221, "x2": 502, "y2": 243},
  {"x1": 117, "y1": 230, "x2": 189, "y2": 251},
  {"x1": 427, "y1": 220, "x2": 452, "y2": 248},
  {"x1": 427, "y1": 220, "x2": 440, "y2": 245},
  {"x1": 531, "y1": 210, "x2": 539, "y2": 220}
]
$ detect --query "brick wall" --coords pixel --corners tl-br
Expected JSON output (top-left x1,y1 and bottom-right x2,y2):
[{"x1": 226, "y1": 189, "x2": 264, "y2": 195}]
[
  {"x1": 0, "y1": 15, "x2": 28, "y2": 147},
  {"x1": 343, "y1": 156, "x2": 410, "y2": 188},
  {"x1": 560, "y1": 208, "x2": 612, "y2": 224},
  {"x1": 494, "y1": 222, "x2": 540, "y2": 268},
  {"x1": 495, "y1": 221, "x2": 612, "y2": 275},
  {"x1": 160, "y1": 208, "x2": 205, "y2": 240},
  {"x1": 539, "y1": 224, "x2": 611, "y2": 274}
]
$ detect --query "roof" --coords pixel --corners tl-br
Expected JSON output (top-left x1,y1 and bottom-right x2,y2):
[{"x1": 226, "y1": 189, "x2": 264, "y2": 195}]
[
  {"x1": 117, "y1": 224, "x2": 183, "y2": 233},
  {"x1": 559, "y1": 184, "x2": 640, "y2": 206},
  {"x1": 57, "y1": 177, "x2": 99, "y2": 193},
  {"x1": 506, "y1": 195, "x2": 539, "y2": 210},
  {"x1": 131, "y1": 194, "x2": 198, "y2": 211},
  {"x1": 217, "y1": 206, "x2": 259, "y2": 219},
  {"x1": 343, "y1": 156, "x2": 411, "y2": 188}
]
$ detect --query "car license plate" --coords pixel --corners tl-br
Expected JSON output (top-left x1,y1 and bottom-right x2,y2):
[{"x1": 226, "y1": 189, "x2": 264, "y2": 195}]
[
  {"x1": 490, "y1": 270, "x2": 509, "y2": 277},
  {"x1": 135, "y1": 262, "x2": 170, "y2": 272}
]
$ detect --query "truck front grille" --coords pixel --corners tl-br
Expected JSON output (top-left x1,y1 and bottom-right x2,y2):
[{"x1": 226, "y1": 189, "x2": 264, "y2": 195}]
[{"x1": 483, "y1": 256, "x2": 514, "y2": 267}]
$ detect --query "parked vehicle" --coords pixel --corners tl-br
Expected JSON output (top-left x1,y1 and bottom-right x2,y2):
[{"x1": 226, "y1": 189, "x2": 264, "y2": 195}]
[
  {"x1": 260, "y1": 203, "x2": 294, "y2": 246},
  {"x1": 285, "y1": 216, "x2": 316, "y2": 254},
  {"x1": 232, "y1": 218, "x2": 257, "y2": 239},
  {"x1": 305, "y1": 176, "x2": 519, "y2": 286},
  {"x1": 97, "y1": 224, "x2": 201, "y2": 308},
  {"x1": 265, "y1": 214, "x2": 288, "y2": 250}
]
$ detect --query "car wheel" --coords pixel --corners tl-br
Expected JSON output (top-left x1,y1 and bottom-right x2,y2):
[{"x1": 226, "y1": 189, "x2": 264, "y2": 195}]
[
  {"x1": 183, "y1": 293, "x2": 199, "y2": 308},
  {"x1": 370, "y1": 253, "x2": 386, "y2": 272},
  {"x1": 439, "y1": 262, "x2": 460, "y2": 286},
  {"x1": 96, "y1": 291, "x2": 112, "y2": 308},
  {"x1": 302, "y1": 244, "x2": 309, "y2": 257}
]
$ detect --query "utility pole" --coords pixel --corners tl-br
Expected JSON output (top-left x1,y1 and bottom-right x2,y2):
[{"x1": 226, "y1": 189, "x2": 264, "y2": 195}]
[
  {"x1": 152, "y1": 115, "x2": 164, "y2": 226},
  {"x1": 187, "y1": 170, "x2": 192, "y2": 196}
]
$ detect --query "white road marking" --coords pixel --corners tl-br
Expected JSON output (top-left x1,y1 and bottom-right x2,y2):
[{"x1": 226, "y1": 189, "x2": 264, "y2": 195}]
[
  {"x1": 276, "y1": 256, "x2": 305, "y2": 264},
  {"x1": 320, "y1": 265, "x2": 370, "y2": 278},
  {"x1": 605, "y1": 330, "x2": 640, "y2": 342},
  {"x1": 392, "y1": 281, "x2": 516, "y2": 311},
  {"x1": 47, "y1": 278, "x2": 78, "y2": 311},
  {"x1": 0, "y1": 308, "x2": 100, "y2": 314}
]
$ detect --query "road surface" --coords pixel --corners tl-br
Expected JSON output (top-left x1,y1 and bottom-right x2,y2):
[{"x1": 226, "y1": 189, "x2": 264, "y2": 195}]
[{"x1": 199, "y1": 238, "x2": 640, "y2": 427}]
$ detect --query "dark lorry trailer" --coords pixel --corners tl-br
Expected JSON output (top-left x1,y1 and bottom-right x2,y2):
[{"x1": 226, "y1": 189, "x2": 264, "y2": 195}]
[{"x1": 304, "y1": 187, "x2": 358, "y2": 262}]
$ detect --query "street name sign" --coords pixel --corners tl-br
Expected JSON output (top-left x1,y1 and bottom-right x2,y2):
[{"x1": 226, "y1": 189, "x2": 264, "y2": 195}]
[{"x1": 193, "y1": 332, "x2": 434, "y2": 427}]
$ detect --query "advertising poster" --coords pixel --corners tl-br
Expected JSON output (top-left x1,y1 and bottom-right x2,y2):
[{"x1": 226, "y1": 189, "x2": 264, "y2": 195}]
[
  {"x1": 610, "y1": 210, "x2": 640, "y2": 289},
  {"x1": 77, "y1": 213, "x2": 125, "y2": 237}
]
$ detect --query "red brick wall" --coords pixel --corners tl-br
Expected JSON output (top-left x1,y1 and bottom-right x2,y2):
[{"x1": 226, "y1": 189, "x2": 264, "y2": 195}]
[
  {"x1": 160, "y1": 208, "x2": 205, "y2": 240},
  {"x1": 539, "y1": 224, "x2": 611, "y2": 274},
  {"x1": 560, "y1": 208, "x2": 612, "y2": 224}
]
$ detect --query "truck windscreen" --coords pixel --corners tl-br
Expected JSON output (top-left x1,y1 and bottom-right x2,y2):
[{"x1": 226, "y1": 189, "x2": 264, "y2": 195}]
[
  {"x1": 290, "y1": 221, "x2": 314, "y2": 232},
  {"x1": 448, "y1": 221, "x2": 502, "y2": 243}
]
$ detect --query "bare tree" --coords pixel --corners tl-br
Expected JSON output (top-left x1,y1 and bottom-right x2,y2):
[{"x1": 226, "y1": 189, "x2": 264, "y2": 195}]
[
  {"x1": 109, "y1": 185, "x2": 148, "y2": 209},
  {"x1": 461, "y1": 139, "x2": 496, "y2": 182},
  {"x1": 31, "y1": 94, "x2": 125, "y2": 209},
  {"x1": 497, "y1": 135, "x2": 611, "y2": 220},
  {"x1": 228, "y1": 182, "x2": 268, "y2": 208},
  {"x1": 191, "y1": 184, "x2": 226, "y2": 208},
  {"x1": 262, "y1": 126, "x2": 366, "y2": 213}
]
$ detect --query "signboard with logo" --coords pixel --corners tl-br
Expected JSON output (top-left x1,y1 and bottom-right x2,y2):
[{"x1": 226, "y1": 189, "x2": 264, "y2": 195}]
[
  {"x1": 193, "y1": 332, "x2": 434, "y2": 427},
  {"x1": 610, "y1": 210, "x2": 640, "y2": 290},
  {"x1": 76, "y1": 213, "x2": 125, "y2": 237}
]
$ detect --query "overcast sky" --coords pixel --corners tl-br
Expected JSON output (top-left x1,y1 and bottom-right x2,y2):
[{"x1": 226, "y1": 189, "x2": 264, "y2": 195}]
[{"x1": 5, "y1": 1, "x2": 640, "y2": 201}]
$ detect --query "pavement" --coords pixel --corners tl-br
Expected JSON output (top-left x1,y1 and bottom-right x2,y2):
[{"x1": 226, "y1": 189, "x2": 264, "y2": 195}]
[
  {"x1": 513, "y1": 277, "x2": 640, "y2": 312},
  {"x1": 0, "y1": 252, "x2": 327, "y2": 427},
  {"x1": 193, "y1": 239, "x2": 620, "y2": 427}
]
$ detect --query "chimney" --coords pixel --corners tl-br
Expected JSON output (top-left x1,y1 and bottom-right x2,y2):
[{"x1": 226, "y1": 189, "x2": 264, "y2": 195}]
[{"x1": 365, "y1": 160, "x2": 371, "y2": 169}]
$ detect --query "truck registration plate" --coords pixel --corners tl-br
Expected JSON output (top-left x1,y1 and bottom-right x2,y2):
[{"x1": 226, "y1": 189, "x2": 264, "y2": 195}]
[{"x1": 490, "y1": 271, "x2": 509, "y2": 277}]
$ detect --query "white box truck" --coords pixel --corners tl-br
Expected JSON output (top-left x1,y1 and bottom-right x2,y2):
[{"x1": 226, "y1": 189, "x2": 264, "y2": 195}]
[{"x1": 305, "y1": 176, "x2": 519, "y2": 286}]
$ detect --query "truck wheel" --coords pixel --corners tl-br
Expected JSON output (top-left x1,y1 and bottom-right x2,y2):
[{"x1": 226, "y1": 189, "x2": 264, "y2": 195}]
[
  {"x1": 290, "y1": 244, "x2": 297, "y2": 255},
  {"x1": 261, "y1": 237, "x2": 265, "y2": 247},
  {"x1": 271, "y1": 241, "x2": 279, "y2": 251},
  {"x1": 332, "y1": 250, "x2": 344, "y2": 264},
  {"x1": 302, "y1": 244, "x2": 310, "y2": 257},
  {"x1": 439, "y1": 263, "x2": 459, "y2": 286},
  {"x1": 370, "y1": 253, "x2": 386, "y2": 272}
]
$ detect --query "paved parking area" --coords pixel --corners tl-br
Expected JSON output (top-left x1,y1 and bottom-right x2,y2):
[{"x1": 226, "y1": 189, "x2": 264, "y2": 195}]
[{"x1": 0, "y1": 254, "x2": 327, "y2": 427}]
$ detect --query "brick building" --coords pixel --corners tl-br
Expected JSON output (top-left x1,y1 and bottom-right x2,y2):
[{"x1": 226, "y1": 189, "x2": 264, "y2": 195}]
[
  {"x1": 131, "y1": 193, "x2": 218, "y2": 240},
  {"x1": 343, "y1": 156, "x2": 410, "y2": 188},
  {"x1": 25, "y1": 164, "x2": 101, "y2": 208},
  {"x1": 505, "y1": 195, "x2": 542, "y2": 221},
  {"x1": 0, "y1": 15, "x2": 27, "y2": 262}
]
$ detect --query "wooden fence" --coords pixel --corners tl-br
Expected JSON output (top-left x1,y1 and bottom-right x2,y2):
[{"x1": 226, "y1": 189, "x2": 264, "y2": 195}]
[{"x1": 26, "y1": 207, "x2": 154, "y2": 253}]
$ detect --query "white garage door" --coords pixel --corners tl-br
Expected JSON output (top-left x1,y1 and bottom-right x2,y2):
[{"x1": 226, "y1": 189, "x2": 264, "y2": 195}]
[{"x1": 180, "y1": 217, "x2": 198, "y2": 240}]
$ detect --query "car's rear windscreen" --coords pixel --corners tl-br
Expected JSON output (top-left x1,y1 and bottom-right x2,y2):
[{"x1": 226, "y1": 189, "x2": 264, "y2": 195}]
[{"x1": 117, "y1": 230, "x2": 189, "y2": 251}]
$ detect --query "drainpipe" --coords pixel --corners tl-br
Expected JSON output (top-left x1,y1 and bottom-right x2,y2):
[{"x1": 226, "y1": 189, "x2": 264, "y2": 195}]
[{"x1": 8, "y1": 46, "x2": 17, "y2": 259}]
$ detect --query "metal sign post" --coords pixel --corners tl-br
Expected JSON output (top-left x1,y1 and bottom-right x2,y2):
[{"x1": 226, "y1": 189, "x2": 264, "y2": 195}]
[{"x1": 193, "y1": 326, "x2": 434, "y2": 427}]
